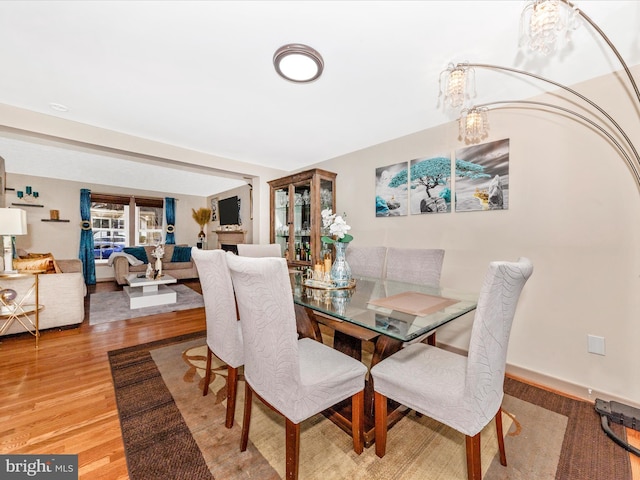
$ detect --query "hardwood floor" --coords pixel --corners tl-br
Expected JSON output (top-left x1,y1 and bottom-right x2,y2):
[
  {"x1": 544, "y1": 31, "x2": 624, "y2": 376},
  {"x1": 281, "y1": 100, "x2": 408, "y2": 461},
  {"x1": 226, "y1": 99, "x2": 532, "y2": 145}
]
[
  {"x1": 0, "y1": 279, "x2": 205, "y2": 480},
  {"x1": 0, "y1": 278, "x2": 638, "y2": 479}
]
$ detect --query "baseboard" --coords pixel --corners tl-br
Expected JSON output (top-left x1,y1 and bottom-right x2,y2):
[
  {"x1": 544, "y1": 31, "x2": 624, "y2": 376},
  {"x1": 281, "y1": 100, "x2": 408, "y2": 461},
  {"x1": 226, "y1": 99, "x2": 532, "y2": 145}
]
[{"x1": 438, "y1": 342, "x2": 640, "y2": 410}]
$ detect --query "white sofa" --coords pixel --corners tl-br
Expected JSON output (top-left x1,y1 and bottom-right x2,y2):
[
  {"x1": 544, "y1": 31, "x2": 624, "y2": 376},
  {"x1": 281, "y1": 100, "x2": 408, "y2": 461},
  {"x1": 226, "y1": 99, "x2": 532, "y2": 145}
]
[{"x1": 0, "y1": 259, "x2": 86, "y2": 337}]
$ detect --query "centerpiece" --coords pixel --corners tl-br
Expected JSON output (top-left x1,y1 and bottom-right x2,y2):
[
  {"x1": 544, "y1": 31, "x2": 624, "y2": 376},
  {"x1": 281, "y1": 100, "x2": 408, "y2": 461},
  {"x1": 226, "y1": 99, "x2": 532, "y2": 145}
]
[
  {"x1": 147, "y1": 243, "x2": 165, "y2": 279},
  {"x1": 321, "y1": 209, "x2": 353, "y2": 287}
]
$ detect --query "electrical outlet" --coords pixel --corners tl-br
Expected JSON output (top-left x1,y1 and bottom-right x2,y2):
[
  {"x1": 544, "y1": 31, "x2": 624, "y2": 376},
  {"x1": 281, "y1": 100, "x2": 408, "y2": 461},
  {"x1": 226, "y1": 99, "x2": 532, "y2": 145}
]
[{"x1": 587, "y1": 335, "x2": 606, "y2": 355}]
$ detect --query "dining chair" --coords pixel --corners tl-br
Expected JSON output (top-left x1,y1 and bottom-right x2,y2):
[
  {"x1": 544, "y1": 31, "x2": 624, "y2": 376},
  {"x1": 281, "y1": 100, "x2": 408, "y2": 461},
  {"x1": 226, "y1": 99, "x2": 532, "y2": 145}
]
[
  {"x1": 236, "y1": 243, "x2": 282, "y2": 257},
  {"x1": 345, "y1": 245, "x2": 387, "y2": 278},
  {"x1": 385, "y1": 247, "x2": 445, "y2": 345},
  {"x1": 190, "y1": 248, "x2": 244, "y2": 429},
  {"x1": 225, "y1": 254, "x2": 368, "y2": 480},
  {"x1": 384, "y1": 247, "x2": 445, "y2": 286},
  {"x1": 371, "y1": 257, "x2": 533, "y2": 480}
]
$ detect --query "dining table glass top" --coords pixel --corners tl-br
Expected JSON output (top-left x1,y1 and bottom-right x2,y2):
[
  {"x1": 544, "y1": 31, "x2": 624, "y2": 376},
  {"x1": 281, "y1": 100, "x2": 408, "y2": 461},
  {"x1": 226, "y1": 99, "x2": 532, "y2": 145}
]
[{"x1": 292, "y1": 273, "x2": 478, "y2": 343}]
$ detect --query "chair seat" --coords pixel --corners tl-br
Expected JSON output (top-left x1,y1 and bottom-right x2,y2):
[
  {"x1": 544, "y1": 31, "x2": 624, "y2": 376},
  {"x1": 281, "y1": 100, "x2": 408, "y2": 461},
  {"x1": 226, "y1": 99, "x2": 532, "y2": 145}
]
[
  {"x1": 371, "y1": 343, "x2": 495, "y2": 437},
  {"x1": 284, "y1": 337, "x2": 367, "y2": 424}
]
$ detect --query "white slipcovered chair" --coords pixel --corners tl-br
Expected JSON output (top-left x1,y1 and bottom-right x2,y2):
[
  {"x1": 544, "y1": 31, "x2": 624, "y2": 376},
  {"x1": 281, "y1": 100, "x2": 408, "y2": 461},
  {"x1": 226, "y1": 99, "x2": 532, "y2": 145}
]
[
  {"x1": 385, "y1": 247, "x2": 445, "y2": 345},
  {"x1": 345, "y1": 245, "x2": 387, "y2": 278},
  {"x1": 226, "y1": 254, "x2": 368, "y2": 480},
  {"x1": 190, "y1": 248, "x2": 244, "y2": 429},
  {"x1": 236, "y1": 243, "x2": 281, "y2": 257},
  {"x1": 385, "y1": 247, "x2": 445, "y2": 286},
  {"x1": 371, "y1": 257, "x2": 533, "y2": 480}
]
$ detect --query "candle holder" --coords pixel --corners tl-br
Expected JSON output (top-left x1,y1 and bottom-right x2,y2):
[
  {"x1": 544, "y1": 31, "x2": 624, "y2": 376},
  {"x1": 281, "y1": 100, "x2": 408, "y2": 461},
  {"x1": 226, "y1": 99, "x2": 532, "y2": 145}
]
[{"x1": 16, "y1": 186, "x2": 39, "y2": 203}]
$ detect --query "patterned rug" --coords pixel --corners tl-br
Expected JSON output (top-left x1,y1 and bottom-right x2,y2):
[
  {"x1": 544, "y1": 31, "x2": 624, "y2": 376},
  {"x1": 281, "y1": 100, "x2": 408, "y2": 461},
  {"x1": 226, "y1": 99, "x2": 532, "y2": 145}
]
[{"x1": 108, "y1": 333, "x2": 631, "y2": 480}]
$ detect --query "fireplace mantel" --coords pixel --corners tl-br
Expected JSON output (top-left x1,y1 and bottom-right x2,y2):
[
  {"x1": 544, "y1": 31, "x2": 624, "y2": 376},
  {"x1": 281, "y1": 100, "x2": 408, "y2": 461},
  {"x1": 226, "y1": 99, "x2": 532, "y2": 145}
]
[{"x1": 215, "y1": 230, "x2": 247, "y2": 249}]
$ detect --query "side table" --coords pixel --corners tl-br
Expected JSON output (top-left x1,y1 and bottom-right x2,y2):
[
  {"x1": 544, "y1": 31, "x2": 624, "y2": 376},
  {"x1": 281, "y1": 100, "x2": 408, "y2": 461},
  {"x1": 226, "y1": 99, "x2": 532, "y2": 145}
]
[{"x1": 0, "y1": 271, "x2": 43, "y2": 348}]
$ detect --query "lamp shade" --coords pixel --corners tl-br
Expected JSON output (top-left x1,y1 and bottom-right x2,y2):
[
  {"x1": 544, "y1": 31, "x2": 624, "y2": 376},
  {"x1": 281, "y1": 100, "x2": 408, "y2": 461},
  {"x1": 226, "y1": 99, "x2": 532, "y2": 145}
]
[{"x1": 0, "y1": 208, "x2": 28, "y2": 235}]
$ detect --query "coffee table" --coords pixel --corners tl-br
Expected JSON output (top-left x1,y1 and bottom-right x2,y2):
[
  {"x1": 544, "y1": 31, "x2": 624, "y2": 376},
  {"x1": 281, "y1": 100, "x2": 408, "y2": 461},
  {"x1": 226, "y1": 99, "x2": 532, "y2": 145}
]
[{"x1": 124, "y1": 274, "x2": 178, "y2": 309}]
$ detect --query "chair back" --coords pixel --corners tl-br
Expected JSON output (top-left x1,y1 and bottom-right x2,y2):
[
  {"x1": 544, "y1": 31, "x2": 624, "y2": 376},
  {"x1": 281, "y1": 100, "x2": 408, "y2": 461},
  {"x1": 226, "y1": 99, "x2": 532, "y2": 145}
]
[
  {"x1": 237, "y1": 243, "x2": 282, "y2": 258},
  {"x1": 191, "y1": 248, "x2": 243, "y2": 368},
  {"x1": 465, "y1": 257, "x2": 533, "y2": 419},
  {"x1": 345, "y1": 246, "x2": 387, "y2": 278},
  {"x1": 385, "y1": 247, "x2": 445, "y2": 286},
  {"x1": 226, "y1": 254, "x2": 301, "y2": 413}
]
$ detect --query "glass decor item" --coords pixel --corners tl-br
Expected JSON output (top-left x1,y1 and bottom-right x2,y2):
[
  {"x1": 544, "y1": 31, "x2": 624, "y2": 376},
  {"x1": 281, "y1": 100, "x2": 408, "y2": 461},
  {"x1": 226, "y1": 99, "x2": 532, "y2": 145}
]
[{"x1": 330, "y1": 242, "x2": 351, "y2": 287}]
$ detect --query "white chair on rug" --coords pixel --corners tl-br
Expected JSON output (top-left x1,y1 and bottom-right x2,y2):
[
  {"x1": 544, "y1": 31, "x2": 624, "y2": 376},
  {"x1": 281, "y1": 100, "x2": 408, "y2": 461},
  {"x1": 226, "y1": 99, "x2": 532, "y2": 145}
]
[
  {"x1": 226, "y1": 254, "x2": 368, "y2": 480},
  {"x1": 191, "y1": 248, "x2": 244, "y2": 429},
  {"x1": 345, "y1": 245, "x2": 387, "y2": 278},
  {"x1": 371, "y1": 257, "x2": 533, "y2": 480},
  {"x1": 237, "y1": 243, "x2": 281, "y2": 258}
]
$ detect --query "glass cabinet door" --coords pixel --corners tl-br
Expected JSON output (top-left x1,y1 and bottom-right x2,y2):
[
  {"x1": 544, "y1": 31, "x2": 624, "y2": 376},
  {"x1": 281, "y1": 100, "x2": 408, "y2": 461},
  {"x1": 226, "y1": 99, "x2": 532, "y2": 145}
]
[
  {"x1": 292, "y1": 181, "x2": 312, "y2": 263},
  {"x1": 273, "y1": 187, "x2": 289, "y2": 259}
]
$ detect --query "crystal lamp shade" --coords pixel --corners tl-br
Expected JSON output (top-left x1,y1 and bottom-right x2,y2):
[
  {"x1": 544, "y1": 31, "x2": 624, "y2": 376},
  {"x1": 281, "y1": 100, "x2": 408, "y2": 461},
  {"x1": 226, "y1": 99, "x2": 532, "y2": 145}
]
[{"x1": 459, "y1": 107, "x2": 489, "y2": 143}]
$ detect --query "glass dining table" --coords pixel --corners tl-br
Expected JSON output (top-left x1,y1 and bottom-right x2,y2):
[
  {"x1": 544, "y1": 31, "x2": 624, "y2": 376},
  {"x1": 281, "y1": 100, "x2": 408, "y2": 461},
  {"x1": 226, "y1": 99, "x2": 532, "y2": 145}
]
[{"x1": 291, "y1": 272, "x2": 478, "y2": 447}]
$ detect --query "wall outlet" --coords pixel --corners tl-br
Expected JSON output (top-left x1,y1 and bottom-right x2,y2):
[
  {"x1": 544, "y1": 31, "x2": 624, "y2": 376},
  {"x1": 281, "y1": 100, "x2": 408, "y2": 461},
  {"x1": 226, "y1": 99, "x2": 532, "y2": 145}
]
[{"x1": 587, "y1": 335, "x2": 606, "y2": 355}]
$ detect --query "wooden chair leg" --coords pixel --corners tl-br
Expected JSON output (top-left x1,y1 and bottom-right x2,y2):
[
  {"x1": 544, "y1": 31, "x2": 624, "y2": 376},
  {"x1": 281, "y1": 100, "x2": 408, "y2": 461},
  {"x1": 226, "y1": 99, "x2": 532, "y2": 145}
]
[
  {"x1": 374, "y1": 391, "x2": 388, "y2": 458},
  {"x1": 465, "y1": 433, "x2": 482, "y2": 480},
  {"x1": 351, "y1": 390, "x2": 364, "y2": 454},
  {"x1": 225, "y1": 365, "x2": 238, "y2": 428},
  {"x1": 202, "y1": 347, "x2": 212, "y2": 396},
  {"x1": 240, "y1": 382, "x2": 252, "y2": 452},
  {"x1": 285, "y1": 418, "x2": 301, "y2": 480},
  {"x1": 495, "y1": 407, "x2": 507, "y2": 466}
]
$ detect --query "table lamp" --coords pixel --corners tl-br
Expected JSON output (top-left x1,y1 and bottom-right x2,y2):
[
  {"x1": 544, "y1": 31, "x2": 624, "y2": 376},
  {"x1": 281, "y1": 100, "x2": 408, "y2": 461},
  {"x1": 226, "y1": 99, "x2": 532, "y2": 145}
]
[{"x1": 0, "y1": 208, "x2": 28, "y2": 273}]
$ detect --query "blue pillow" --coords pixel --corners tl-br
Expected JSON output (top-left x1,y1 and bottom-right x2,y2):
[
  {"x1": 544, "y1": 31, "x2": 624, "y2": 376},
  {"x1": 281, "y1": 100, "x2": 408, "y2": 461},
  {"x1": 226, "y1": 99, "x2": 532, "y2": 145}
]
[
  {"x1": 171, "y1": 246, "x2": 192, "y2": 262},
  {"x1": 123, "y1": 247, "x2": 149, "y2": 264}
]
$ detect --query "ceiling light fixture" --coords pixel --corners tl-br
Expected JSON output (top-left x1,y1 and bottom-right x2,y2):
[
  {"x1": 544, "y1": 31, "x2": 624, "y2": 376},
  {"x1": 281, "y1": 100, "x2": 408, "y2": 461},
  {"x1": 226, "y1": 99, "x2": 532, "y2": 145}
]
[
  {"x1": 273, "y1": 44, "x2": 324, "y2": 83},
  {"x1": 439, "y1": 0, "x2": 640, "y2": 192}
]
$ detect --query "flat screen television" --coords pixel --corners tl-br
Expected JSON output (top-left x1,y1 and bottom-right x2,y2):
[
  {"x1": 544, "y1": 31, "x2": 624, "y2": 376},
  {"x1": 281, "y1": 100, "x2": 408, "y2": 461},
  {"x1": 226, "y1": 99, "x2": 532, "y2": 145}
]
[{"x1": 218, "y1": 196, "x2": 240, "y2": 226}]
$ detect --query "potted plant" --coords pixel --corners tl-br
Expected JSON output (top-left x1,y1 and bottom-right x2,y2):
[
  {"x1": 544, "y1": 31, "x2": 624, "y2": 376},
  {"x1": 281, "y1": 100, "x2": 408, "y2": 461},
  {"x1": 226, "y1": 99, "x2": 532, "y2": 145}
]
[{"x1": 191, "y1": 207, "x2": 212, "y2": 245}]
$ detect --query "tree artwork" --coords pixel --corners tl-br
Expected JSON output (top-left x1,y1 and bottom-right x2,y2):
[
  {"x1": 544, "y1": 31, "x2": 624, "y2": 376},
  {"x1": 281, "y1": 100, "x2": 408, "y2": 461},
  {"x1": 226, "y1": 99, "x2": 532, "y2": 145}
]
[{"x1": 387, "y1": 156, "x2": 491, "y2": 214}]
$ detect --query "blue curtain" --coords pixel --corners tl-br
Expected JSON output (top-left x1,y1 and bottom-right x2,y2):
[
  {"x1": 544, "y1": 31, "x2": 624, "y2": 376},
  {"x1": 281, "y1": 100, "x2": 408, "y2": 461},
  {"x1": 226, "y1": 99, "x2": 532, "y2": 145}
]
[
  {"x1": 79, "y1": 188, "x2": 96, "y2": 285},
  {"x1": 165, "y1": 197, "x2": 176, "y2": 244}
]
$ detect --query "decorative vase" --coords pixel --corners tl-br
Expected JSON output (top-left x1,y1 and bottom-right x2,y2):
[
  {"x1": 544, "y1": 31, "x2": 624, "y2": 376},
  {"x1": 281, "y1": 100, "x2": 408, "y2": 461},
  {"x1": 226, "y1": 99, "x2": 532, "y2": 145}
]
[
  {"x1": 330, "y1": 242, "x2": 351, "y2": 287},
  {"x1": 155, "y1": 257, "x2": 162, "y2": 278}
]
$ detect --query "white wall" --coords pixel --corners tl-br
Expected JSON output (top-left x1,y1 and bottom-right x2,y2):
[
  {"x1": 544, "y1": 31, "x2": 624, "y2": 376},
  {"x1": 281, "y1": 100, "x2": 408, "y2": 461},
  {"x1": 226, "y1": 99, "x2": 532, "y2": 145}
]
[
  {"x1": 7, "y1": 172, "x2": 209, "y2": 281},
  {"x1": 308, "y1": 67, "x2": 640, "y2": 407}
]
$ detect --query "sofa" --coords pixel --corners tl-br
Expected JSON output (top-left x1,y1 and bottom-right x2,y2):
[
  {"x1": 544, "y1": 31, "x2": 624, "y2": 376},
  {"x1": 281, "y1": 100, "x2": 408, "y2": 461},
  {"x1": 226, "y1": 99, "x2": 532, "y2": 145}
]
[
  {"x1": 0, "y1": 256, "x2": 86, "y2": 337},
  {"x1": 111, "y1": 244, "x2": 199, "y2": 285}
]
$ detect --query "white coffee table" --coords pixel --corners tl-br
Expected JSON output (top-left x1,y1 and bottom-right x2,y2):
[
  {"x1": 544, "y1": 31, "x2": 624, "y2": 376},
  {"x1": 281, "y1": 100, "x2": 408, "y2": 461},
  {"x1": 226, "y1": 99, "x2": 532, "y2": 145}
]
[{"x1": 124, "y1": 274, "x2": 178, "y2": 309}]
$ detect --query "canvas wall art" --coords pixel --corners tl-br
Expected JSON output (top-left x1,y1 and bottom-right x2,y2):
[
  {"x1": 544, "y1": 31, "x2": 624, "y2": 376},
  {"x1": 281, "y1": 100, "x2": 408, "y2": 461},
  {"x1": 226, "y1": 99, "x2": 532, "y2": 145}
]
[
  {"x1": 408, "y1": 156, "x2": 452, "y2": 214},
  {"x1": 455, "y1": 138, "x2": 510, "y2": 212},
  {"x1": 375, "y1": 162, "x2": 408, "y2": 217}
]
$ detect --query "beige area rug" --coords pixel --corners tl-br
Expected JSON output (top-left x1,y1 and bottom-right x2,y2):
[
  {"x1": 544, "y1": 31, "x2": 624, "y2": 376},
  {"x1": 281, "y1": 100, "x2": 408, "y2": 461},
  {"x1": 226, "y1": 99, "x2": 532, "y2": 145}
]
[{"x1": 150, "y1": 339, "x2": 567, "y2": 480}]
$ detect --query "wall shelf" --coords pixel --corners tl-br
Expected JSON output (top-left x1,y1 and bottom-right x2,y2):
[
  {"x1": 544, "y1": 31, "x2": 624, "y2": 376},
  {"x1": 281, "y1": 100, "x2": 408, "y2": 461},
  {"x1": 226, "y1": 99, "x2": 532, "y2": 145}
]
[
  {"x1": 41, "y1": 219, "x2": 70, "y2": 223},
  {"x1": 11, "y1": 203, "x2": 44, "y2": 208}
]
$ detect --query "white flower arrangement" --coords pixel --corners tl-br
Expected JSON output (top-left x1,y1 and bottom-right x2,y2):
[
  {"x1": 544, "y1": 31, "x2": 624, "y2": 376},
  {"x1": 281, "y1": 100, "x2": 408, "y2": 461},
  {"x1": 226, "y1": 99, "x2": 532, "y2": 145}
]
[
  {"x1": 151, "y1": 244, "x2": 165, "y2": 259},
  {"x1": 321, "y1": 209, "x2": 353, "y2": 243}
]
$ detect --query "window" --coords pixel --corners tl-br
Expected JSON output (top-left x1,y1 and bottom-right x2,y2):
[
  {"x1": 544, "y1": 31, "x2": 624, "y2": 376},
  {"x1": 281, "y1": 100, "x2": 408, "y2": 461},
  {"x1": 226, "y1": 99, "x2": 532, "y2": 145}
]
[{"x1": 91, "y1": 193, "x2": 164, "y2": 261}]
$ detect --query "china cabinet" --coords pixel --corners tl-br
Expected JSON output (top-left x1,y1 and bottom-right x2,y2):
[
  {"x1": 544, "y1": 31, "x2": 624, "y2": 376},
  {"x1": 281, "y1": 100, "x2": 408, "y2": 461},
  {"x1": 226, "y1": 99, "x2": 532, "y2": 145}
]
[{"x1": 268, "y1": 168, "x2": 336, "y2": 268}]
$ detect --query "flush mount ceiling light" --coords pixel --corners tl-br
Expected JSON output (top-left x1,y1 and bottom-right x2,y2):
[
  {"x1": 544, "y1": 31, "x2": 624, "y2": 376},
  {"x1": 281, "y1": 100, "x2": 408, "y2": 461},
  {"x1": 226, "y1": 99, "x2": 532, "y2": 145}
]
[{"x1": 273, "y1": 44, "x2": 324, "y2": 83}]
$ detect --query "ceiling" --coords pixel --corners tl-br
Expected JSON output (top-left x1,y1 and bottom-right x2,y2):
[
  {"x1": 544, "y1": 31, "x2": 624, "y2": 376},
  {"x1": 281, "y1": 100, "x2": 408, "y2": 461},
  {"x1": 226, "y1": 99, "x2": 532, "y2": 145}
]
[{"x1": 0, "y1": 1, "x2": 638, "y2": 196}]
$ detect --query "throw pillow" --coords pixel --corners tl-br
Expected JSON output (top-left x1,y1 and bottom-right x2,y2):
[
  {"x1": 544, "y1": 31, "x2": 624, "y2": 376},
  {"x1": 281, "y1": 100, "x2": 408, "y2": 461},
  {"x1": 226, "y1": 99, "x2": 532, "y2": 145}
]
[
  {"x1": 20, "y1": 252, "x2": 61, "y2": 274},
  {"x1": 14, "y1": 257, "x2": 53, "y2": 273},
  {"x1": 171, "y1": 246, "x2": 192, "y2": 262},
  {"x1": 123, "y1": 247, "x2": 149, "y2": 264}
]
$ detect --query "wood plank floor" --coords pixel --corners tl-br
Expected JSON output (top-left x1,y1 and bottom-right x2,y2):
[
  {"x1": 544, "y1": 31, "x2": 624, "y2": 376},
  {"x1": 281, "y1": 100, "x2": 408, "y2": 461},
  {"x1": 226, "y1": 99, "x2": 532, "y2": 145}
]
[{"x1": 0, "y1": 279, "x2": 638, "y2": 479}]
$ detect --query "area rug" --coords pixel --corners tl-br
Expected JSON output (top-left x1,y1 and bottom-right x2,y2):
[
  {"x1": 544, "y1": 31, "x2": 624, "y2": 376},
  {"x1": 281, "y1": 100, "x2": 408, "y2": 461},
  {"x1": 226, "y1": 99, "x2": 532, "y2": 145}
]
[
  {"x1": 109, "y1": 335, "x2": 632, "y2": 480},
  {"x1": 89, "y1": 285, "x2": 204, "y2": 325}
]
